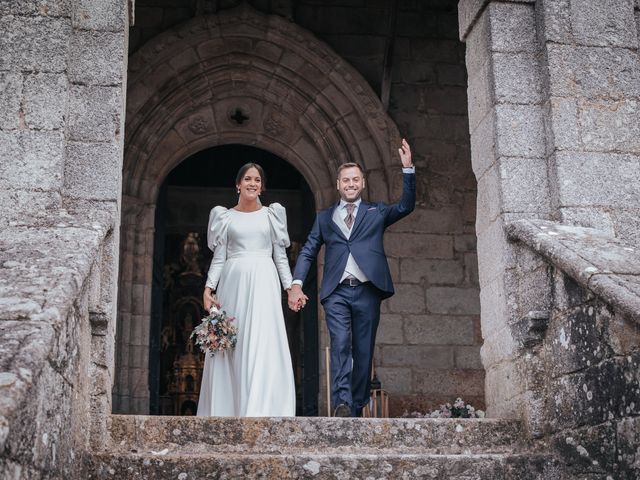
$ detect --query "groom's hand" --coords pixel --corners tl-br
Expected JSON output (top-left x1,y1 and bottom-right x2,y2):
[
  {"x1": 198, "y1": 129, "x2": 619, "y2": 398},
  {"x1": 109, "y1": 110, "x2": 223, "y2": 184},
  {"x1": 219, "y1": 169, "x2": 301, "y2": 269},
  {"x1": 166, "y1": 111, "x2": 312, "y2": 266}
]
[
  {"x1": 399, "y1": 138, "x2": 413, "y2": 168},
  {"x1": 288, "y1": 284, "x2": 308, "y2": 312}
]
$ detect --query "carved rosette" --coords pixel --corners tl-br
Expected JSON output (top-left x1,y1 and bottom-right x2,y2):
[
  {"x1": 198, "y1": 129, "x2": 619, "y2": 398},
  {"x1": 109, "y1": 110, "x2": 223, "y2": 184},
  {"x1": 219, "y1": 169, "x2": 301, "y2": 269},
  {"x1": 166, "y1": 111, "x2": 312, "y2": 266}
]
[{"x1": 188, "y1": 116, "x2": 209, "y2": 135}]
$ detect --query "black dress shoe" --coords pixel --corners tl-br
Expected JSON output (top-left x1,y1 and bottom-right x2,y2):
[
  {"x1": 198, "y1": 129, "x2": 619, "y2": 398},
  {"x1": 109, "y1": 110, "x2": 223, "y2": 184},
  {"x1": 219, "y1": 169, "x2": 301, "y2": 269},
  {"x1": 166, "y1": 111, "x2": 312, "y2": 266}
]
[{"x1": 333, "y1": 404, "x2": 351, "y2": 417}]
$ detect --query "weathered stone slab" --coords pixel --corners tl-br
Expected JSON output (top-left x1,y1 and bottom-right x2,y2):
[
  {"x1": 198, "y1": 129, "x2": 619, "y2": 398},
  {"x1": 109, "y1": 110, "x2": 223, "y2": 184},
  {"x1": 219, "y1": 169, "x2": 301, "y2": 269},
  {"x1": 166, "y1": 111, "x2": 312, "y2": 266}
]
[
  {"x1": 569, "y1": 0, "x2": 637, "y2": 48},
  {"x1": 507, "y1": 219, "x2": 640, "y2": 323},
  {"x1": 427, "y1": 286, "x2": 481, "y2": 315},
  {"x1": 494, "y1": 104, "x2": 546, "y2": 158},
  {"x1": 488, "y1": 2, "x2": 537, "y2": 53},
  {"x1": 492, "y1": 52, "x2": 543, "y2": 105},
  {"x1": 384, "y1": 233, "x2": 453, "y2": 259},
  {"x1": 549, "y1": 355, "x2": 640, "y2": 430},
  {"x1": 469, "y1": 107, "x2": 496, "y2": 178},
  {"x1": 64, "y1": 142, "x2": 122, "y2": 201},
  {"x1": 617, "y1": 417, "x2": 640, "y2": 478},
  {"x1": 0, "y1": 73, "x2": 22, "y2": 130},
  {"x1": 538, "y1": 0, "x2": 572, "y2": 44},
  {"x1": 72, "y1": 0, "x2": 126, "y2": 32},
  {"x1": 498, "y1": 157, "x2": 551, "y2": 214},
  {"x1": 0, "y1": 16, "x2": 70, "y2": 72},
  {"x1": 87, "y1": 451, "x2": 560, "y2": 480},
  {"x1": 0, "y1": 0, "x2": 71, "y2": 17},
  {"x1": 389, "y1": 207, "x2": 464, "y2": 234},
  {"x1": 404, "y1": 315, "x2": 476, "y2": 345},
  {"x1": 455, "y1": 345, "x2": 483, "y2": 369},
  {"x1": 552, "y1": 422, "x2": 617, "y2": 475},
  {"x1": 69, "y1": 31, "x2": 126, "y2": 86},
  {"x1": 414, "y1": 368, "x2": 485, "y2": 396},
  {"x1": 554, "y1": 152, "x2": 640, "y2": 208},
  {"x1": 386, "y1": 284, "x2": 426, "y2": 313},
  {"x1": 546, "y1": 98, "x2": 580, "y2": 151},
  {"x1": 0, "y1": 131, "x2": 64, "y2": 192},
  {"x1": 382, "y1": 345, "x2": 454, "y2": 369},
  {"x1": 105, "y1": 414, "x2": 524, "y2": 455},
  {"x1": 23, "y1": 73, "x2": 68, "y2": 130},
  {"x1": 546, "y1": 303, "x2": 609, "y2": 378},
  {"x1": 376, "y1": 314, "x2": 403, "y2": 344},
  {"x1": 578, "y1": 99, "x2": 640, "y2": 153},
  {"x1": 546, "y1": 44, "x2": 640, "y2": 100},
  {"x1": 400, "y1": 258, "x2": 464, "y2": 284},
  {"x1": 67, "y1": 86, "x2": 122, "y2": 142}
]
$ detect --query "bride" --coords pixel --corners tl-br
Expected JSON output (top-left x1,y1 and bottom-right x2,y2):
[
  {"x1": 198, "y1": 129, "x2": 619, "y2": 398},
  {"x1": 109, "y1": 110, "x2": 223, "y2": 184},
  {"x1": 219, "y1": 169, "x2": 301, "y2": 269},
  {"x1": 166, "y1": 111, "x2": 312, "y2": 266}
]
[{"x1": 196, "y1": 163, "x2": 298, "y2": 417}]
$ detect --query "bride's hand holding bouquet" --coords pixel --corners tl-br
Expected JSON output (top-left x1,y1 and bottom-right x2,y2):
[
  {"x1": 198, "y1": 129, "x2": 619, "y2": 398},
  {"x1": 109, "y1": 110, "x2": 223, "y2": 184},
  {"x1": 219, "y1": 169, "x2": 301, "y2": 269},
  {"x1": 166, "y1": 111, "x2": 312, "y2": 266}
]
[{"x1": 192, "y1": 291, "x2": 237, "y2": 356}]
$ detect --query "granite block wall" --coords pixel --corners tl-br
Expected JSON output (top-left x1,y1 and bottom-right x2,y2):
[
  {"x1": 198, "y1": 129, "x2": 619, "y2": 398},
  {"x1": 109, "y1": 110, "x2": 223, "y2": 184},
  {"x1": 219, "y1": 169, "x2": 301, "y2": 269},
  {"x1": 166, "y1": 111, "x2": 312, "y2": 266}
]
[{"x1": 0, "y1": 0, "x2": 128, "y2": 475}]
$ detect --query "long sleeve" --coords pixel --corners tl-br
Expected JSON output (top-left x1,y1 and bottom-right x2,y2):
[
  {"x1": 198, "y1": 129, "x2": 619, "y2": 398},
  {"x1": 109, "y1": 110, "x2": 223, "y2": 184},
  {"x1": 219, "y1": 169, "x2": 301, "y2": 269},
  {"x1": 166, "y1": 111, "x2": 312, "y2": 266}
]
[
  {"x1": 205, "y1": 242, "x2": 227, "y2": 290},
  {"x1": 267, "y1": 203, "x2": 293, "y2": 290},
  {"x1": 272, "y1": 243, "x2": 292, "y2": 290},
  {"x1": 292, "y1": 213, "x2": 324, "y2": 286},
  {"x1": 382, "y1": 171, "x2": 416, "y2": 227}
]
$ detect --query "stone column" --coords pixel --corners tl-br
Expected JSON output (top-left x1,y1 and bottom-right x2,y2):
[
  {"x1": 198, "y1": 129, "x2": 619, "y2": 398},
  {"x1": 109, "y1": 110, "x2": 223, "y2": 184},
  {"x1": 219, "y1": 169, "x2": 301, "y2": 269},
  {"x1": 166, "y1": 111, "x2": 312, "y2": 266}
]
[
  {"x1": 459, "y1": 0, "x2": 553, "y2": 428},
  {"x1": 538, "y1": 0, "x2": 640, "y2": 243},
  {"x1": 64, "y1": 0, "x2": 129, "y2": 445},
  {"x1": 460, "y1": 0, "x2": 640, "y2": 434},
  {"x1": 113, "y1": 200, "x2": 154, "y2": 414}
]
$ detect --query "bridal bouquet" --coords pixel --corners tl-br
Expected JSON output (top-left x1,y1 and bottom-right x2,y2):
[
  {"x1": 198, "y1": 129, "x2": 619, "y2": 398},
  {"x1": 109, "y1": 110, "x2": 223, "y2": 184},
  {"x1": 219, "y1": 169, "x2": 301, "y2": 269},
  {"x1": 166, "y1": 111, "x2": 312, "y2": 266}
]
[{"x1": 190, "y1": 305, "x2": 238, "y2": 356}]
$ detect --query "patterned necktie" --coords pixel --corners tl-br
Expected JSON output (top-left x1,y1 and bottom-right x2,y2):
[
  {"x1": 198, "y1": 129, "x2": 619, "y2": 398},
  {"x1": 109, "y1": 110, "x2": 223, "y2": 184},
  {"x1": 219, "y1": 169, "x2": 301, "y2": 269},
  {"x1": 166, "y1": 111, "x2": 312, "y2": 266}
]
[{"x1": 345, "y1": 203, "x2": 355, "y2": 230}]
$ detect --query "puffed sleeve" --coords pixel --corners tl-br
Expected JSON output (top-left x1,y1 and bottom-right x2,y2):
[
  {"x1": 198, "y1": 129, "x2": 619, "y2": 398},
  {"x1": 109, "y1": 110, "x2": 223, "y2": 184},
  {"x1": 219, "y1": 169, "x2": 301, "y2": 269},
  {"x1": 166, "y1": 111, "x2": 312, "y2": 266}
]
[
  {"x1": 205, "y1": 206, "x2": 230, "y2": 290},
  {"x1": 267, "y1": 203, "x2": 293, "y2": 290},
  {"x1": 207, "y1": 206, "x2": 230, "y2": 251}
]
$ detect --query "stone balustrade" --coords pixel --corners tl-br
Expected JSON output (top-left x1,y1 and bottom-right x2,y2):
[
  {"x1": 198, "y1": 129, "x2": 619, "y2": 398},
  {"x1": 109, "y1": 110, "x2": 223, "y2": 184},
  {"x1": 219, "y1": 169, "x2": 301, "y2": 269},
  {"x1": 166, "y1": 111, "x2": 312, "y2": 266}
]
[
  {"x1": 0, "y1": 210, "x2": 115, "y2": 478},
  {"x1": 507, "y1": 219, "x2": 640, "y2": 478}
]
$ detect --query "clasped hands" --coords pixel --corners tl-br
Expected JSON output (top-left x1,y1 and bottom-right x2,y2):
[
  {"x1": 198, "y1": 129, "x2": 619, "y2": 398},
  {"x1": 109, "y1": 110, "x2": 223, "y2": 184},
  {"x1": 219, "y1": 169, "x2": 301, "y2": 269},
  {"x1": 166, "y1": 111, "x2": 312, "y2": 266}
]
[{"x1": 287, "y1": 284, "x2": 308, "y2": 312}]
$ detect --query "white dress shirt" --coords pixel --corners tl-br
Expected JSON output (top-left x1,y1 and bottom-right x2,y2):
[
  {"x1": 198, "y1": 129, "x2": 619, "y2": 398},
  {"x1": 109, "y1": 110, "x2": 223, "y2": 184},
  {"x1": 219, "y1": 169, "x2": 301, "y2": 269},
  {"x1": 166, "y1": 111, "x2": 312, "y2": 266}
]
[{"x1": 336, "y1": 198, "x2": 369, "y2": 283}]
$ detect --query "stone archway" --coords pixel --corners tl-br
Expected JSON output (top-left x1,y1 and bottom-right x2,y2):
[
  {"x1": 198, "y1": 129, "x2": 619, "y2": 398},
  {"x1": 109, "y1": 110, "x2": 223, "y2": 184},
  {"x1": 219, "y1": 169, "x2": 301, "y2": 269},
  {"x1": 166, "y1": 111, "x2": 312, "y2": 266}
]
[{"x1": 114, "y1": 5, "x2": 404, "y2": 413}]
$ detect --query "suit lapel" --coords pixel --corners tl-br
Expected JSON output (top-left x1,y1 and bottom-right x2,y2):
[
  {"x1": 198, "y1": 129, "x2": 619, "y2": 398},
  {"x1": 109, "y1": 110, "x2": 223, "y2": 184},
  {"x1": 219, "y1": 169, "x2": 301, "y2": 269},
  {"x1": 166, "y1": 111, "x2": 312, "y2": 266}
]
[{"x1": 350, "y1": 201, "x2": 370, "y2": 236}]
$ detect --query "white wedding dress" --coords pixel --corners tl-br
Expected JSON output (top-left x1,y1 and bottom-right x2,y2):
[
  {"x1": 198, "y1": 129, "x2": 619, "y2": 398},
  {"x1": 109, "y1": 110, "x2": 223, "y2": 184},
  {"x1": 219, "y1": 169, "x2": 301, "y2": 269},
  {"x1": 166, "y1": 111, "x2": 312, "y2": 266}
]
[{"x1": 196, "y1": 203, "x2": 296, "y2": 417}]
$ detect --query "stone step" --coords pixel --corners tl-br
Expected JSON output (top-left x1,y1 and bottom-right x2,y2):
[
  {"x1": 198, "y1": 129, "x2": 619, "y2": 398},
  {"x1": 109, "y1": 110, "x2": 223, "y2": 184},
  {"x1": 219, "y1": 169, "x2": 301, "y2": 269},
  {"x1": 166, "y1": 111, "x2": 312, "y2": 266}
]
[
  {"x1": 86, "y1": 451, "x2": 562, "y2": 480},
  {"x1": 107, "y1": 415, "x2": 526, "y2": 455}
]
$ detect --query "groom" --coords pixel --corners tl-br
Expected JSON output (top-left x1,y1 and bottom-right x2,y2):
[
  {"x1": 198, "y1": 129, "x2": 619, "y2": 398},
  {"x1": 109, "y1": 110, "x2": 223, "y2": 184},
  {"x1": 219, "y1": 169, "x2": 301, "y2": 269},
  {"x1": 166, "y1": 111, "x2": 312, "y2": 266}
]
[{"x1": 288, "y1": 139, "x2": 415, "y2": 417}]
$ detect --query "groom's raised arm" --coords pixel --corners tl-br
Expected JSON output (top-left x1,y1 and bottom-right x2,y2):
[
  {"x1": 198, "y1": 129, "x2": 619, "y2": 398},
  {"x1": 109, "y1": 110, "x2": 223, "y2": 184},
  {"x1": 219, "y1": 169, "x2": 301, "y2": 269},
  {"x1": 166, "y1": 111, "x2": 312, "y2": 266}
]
[{"x1": 384, "y1": 139, "x2": 416, "y2": 227}]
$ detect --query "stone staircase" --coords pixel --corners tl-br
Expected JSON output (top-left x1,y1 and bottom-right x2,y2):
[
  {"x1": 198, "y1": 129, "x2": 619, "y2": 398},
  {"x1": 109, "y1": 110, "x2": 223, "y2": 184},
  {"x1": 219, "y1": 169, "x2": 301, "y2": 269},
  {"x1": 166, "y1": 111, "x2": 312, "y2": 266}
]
[{"x1": 85, "y1": 415, "x2": 562, "y2": 479}]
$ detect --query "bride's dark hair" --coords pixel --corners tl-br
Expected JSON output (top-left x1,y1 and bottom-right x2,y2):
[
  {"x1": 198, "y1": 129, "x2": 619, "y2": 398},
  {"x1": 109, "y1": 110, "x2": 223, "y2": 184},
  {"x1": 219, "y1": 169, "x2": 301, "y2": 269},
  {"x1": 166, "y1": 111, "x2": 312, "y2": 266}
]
[{"x1": 235, "y1": 163, "x2": 266, "y2": 192}]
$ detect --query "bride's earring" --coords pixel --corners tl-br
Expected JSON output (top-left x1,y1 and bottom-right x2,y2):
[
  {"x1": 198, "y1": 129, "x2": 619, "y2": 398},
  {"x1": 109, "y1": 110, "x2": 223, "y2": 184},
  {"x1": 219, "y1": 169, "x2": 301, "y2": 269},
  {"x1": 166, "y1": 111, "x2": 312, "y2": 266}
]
[{"x1": 237, "y1": 189, "x2": 240, "y2": 194}]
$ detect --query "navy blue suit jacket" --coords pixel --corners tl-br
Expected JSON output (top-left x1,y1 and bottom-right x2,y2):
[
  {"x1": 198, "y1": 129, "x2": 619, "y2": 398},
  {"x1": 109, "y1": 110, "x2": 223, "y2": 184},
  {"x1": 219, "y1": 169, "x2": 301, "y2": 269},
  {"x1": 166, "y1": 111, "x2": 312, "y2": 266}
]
[{"x1": 293, "y1": 172, "x2": 416, "y2": 301}]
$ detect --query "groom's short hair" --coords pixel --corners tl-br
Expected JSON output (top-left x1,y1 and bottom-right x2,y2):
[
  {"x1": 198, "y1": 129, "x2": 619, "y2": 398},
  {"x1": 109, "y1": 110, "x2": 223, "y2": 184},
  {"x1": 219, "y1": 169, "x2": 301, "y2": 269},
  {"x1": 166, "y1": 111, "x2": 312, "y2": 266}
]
[{"x1": 337, "y1": 162, "x2": 365, "y2": 178}]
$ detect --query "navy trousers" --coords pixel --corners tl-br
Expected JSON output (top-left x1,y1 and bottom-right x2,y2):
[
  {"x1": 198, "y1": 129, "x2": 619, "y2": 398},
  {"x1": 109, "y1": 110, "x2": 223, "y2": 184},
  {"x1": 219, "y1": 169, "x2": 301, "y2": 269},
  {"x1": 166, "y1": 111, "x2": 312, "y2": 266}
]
[{"x1": 322, "y1": 282, "x2": 382, "y2": 417}]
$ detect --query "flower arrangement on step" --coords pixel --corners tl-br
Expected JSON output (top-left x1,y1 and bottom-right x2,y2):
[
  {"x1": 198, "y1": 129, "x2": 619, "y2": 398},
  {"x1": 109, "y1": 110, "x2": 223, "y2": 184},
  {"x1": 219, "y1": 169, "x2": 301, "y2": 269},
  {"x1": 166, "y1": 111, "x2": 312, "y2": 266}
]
[
  {"x1": 191, "y1": 305, "x2": 237, "y2": 356},
  {"x1": 402, "y1": 398, "x2": 485, "y2": 419}
]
